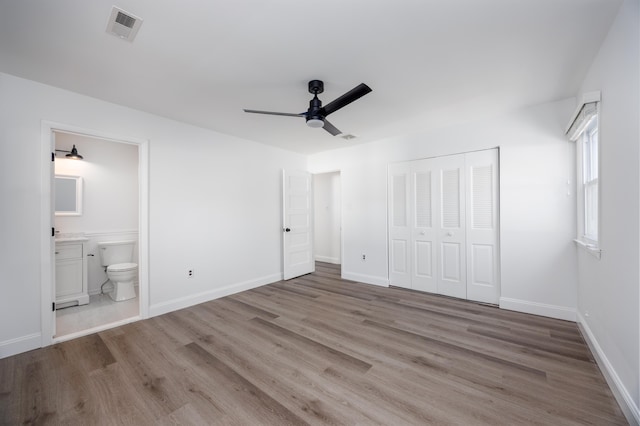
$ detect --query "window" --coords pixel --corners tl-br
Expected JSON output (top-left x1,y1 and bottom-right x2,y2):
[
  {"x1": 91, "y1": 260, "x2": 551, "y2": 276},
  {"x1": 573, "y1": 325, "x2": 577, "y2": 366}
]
[
  {"x1": 566, "y1": 94, "x2": 600, "y2": 253},
  {"x1": 582, "y1": 116, "x2": 598, "y2": 242}
]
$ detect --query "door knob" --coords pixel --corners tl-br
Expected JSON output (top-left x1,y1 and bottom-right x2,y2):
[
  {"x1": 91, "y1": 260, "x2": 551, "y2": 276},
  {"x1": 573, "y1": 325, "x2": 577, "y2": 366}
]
[
  {"x1": 419, "y1": 231, "x2": 426, "y2": 235},
  {"x1": 447, "y1": 231, "x2": 453, "y2": 236},
  {"x1": 284, "y1": 228, "x2": 291, "y2": 232}
]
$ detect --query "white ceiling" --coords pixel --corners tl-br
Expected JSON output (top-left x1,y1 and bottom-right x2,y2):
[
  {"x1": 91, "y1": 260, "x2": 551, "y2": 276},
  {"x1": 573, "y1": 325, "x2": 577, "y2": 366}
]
[{"x1": 0, "y1": 0, "x2": 622, "y2": 154}]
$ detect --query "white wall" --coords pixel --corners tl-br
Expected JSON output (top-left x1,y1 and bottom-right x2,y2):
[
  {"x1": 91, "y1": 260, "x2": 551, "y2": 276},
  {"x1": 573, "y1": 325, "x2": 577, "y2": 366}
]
[
  {"x1": 574, "y1": 0, "x2": 639, "y2": 422},
  {"x1": 54, "y1": 132, "x2": 139, "y2": 233},
  {"x1": 54, "y1": 133, "x2": 141, "y2": 294},
  {"x1": 309, "y1": 98, "x2": 578, "y2": 319},
  {"x1": 0, "y1": 72, "x2": 306, "y2": 357},
  {"x1": 314, "y1": 172, "x2": 341, "y2": 264}
]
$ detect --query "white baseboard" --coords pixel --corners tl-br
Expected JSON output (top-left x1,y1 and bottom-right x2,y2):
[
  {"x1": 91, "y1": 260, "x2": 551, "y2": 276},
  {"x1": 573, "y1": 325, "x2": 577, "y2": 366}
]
[
  {"x1": 315, "y1": 255, "x2": 341, "y2": 264},
  {"x1": 499, "y1": 297, "x2": 576, "y2": 321},
  {"x1": 342, "y1": 271, "x2": 389, "y2": 287},
  {"x1": 0, "y1": 332, "x2": 42, "y2": 359},
  {"x1": 149, "y1": 273, "x2": 282, "y2": 317},
  {"x1": 88, "y1": 282, "x2": 138, "y2": 296},
  {"x1": 577, "y1": 313, "x2": 639, "y2": 426},
  {"x1": 89, "y1": 287, "x2": 107, "y2": 296}
]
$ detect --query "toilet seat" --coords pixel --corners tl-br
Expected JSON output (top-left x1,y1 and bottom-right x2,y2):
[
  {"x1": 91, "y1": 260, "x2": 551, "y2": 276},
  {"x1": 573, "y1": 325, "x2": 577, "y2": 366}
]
[{"x1": 107, "y1": 262, "x2": 137, "y2": 273}]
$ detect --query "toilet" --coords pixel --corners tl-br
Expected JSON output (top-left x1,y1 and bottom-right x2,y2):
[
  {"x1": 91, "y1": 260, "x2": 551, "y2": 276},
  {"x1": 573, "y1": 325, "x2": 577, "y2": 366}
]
[{"x1": 97, "y1": 240, "x2": 138, "y2": 302}]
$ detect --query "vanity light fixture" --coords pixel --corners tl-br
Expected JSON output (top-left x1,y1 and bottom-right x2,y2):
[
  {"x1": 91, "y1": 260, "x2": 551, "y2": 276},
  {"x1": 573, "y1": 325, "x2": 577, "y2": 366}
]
[{"x1": 55, "y1": 145, "x2": 84, "y2": 160}]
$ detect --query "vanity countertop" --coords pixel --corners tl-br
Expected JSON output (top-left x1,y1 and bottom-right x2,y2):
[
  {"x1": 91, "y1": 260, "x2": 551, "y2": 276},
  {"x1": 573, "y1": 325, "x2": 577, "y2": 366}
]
[{"x1": 55, "y1": 233, "x2": 89, "y2": 243}]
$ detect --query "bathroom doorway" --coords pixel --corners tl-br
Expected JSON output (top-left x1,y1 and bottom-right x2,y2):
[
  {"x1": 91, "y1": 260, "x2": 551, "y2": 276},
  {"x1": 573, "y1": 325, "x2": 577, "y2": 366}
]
[
  {"x1": 41, "y1": 123, "x2": 149, "y2": 344},
  {"x1": 313, "y1": 171, "x2": 342, "y2": 265}
]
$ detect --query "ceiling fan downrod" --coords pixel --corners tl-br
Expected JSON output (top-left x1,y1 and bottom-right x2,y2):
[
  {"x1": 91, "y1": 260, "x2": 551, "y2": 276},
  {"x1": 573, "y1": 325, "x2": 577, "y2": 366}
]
[{"x1": 306, "y1": 81, "x2": 324, "y2": 128}]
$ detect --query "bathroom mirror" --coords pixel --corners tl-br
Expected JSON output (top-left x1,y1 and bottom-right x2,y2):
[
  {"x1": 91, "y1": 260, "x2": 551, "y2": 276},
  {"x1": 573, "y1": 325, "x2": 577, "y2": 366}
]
[{"x1": 55, "y1": 175, "x2": 83, "y2": 216}]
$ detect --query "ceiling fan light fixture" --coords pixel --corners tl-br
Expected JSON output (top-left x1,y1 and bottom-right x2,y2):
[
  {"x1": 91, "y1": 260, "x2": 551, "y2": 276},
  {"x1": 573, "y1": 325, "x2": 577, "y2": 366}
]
[
  {"x1": 244, "y1": 80, "x2": 372, "y2": 137},
  {"x1": 306, "y1": 118, "x2": 324, "y2": 128}
]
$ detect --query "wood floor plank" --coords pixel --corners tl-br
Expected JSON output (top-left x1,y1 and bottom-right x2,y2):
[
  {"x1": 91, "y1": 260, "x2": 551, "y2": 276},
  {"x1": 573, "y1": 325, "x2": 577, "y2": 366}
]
[
  {"x1": 82, "y1": 362, "x2": 158, "y2": 425},
  {"x1": 218, "y1": 296, "x2": 280, "y2": 320},
  {"x1": 57, "y1": 333, "x2": 117, "y2": 374},
  {"x1": 250, "y1": 316, "x2": 372, "y2": 373},
  {"x1": 467, "y1": 325, "x2": 593, "y2": 362},
  {"x1": 181, "y1": 342, "x2": 309, "y2": 425},
  {"x1": 0, "y1": 262, "x2": 628, "y2": 425},
  {"x1": 101, "y1": 328, "x2": 189, "y2": 420},
  {"x1": 187, "y1": 320, "x2": 375, "y2": 425}
]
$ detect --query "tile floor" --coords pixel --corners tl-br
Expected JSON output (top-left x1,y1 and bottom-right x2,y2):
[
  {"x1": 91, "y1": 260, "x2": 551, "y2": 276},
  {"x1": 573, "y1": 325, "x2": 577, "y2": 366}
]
[{"x1": 55, "y1": 289, "x2": 139, "y2": 337}]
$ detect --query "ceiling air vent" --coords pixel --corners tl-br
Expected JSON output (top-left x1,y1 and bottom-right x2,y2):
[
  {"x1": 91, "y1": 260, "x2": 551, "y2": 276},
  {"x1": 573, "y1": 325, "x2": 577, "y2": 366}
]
[{"x1": 106, "y1": 6, "x2": 143, "y2": 42}]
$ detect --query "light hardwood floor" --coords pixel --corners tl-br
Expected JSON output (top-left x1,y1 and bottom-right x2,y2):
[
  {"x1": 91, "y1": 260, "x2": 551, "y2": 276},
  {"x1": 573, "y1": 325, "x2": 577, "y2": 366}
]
[{"x1": 0, "y1": 263, "x2": 627, "y2": 425}]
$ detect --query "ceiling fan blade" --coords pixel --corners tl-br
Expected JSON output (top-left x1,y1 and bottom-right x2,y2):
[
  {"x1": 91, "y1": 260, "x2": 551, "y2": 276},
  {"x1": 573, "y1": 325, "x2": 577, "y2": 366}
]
[
  {"x1": 243, "y1": 109, "x2": 304, "y2": 117},
  {"x1": 322, "y1": 119, "x2": 342, "y2": 136},
  {"x1": 322, "y1": 83, "x2": 372, "y2": 116}
]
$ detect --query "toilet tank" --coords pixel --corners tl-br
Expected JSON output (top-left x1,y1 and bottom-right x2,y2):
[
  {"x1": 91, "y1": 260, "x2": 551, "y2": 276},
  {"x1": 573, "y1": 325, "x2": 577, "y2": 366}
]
[{"x1": 98, "y1": 240, "x2": 136, "y2": 266}]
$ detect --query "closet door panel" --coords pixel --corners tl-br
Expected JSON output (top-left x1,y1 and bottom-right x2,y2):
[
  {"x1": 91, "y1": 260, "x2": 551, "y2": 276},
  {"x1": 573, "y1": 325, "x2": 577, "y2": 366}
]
[
  {"x1": 441, "y1": 242, "x2": 462, "y2": 282},
  {"x1": 411, "y1": 159, "x2": 437, "y2": 292},
  {"x1": 466, "y1": 149, "x2": 500, "y2": 304},
  {"x1": 391, "y1": 240, "x2": 408, "y2": 274},
  {"x1": 415, "y1": 241, "x2": 433, "y2": 276},
  {"x1": 388, "y1": 163, "x2": 411, "y2": 288},
  {"x1": 436, "y1": 155, "x2": 466, "y2": 299},
  {"x1": 470, "y1": 244, "x2": 494, "y2": 285}
]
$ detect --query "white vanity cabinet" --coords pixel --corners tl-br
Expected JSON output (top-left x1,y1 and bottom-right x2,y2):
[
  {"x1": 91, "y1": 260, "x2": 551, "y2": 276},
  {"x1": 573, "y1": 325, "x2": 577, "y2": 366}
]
[{"x1": 55, "y1": 239, "x2": 89, "y2": 308}]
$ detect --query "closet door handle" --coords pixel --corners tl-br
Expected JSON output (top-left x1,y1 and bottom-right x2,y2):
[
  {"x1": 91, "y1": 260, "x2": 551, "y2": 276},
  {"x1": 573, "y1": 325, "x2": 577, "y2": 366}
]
[{"x1": 284, "y1": 228, "x2": 291, "y2": 232}]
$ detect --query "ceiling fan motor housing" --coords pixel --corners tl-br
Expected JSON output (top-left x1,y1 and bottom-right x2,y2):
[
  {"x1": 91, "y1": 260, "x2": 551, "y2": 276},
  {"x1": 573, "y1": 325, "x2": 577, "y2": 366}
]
[
  {"x1": 306, "y1": 86, "x2": 324, "y2": 127},
  {"x1": 308, "y1": 79, "x2": 324, "y2": 94}
]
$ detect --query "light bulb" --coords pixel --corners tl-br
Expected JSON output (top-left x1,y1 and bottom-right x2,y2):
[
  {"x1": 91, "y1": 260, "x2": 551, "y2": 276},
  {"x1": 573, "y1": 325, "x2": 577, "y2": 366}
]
[{"x1": 306, "y1": 118, "x2": 324, "y2": 128}]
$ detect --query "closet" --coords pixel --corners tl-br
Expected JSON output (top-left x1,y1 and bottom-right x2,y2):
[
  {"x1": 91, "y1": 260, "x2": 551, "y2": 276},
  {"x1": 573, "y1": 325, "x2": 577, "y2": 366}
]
[{"x1": 388, "y1": 148, "x2": 499, "y2": 304}]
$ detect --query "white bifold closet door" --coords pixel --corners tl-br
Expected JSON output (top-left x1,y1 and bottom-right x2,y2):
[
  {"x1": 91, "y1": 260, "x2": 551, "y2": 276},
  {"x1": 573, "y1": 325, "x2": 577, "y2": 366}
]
[
  {"x1": 389, "y1": 162, "x2": 412, "y2": 288},
  {"x1": 465, "y1": 149, "x2": 500, "y2": 304},
  {"x1": 388, "y1": 149, "x2": 499, "y2": 304}
]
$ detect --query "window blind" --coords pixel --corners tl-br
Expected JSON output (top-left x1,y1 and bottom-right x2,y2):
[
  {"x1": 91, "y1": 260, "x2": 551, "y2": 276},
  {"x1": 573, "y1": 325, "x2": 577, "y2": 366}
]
[{"x1": 566, "y1": 102, "x2": 598, "y2": 141}]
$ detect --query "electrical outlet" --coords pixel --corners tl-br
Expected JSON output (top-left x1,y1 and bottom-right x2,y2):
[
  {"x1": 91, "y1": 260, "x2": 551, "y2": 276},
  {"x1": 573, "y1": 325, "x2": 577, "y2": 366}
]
[
  {"x1": 362, "y1": 254, "x2": 366, "y2": 261},
  {"x1": 188, "y1": 269, "x2": 193, "y2": 278}
]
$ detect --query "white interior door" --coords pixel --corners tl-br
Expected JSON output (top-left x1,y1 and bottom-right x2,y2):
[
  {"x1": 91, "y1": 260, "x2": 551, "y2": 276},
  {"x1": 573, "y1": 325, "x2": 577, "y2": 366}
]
[
  {"x1": 436, "y1": 155, "x2": 467, "y2": 299},
  {"x1": 283, "y1": 170, "x2": 315, "y2": 280},
  {"x1": 388, "y1": 163, "x2": 411, "y2": 288},
  {"x1": 411, "y1": 159, "x2": 437, "y2": 292},
  {"x1": 465, "y1": 149, "x2": 500, "y2": 304}
]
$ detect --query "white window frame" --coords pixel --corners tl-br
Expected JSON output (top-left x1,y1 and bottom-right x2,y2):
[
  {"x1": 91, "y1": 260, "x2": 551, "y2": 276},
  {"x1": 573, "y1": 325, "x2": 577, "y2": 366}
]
[
  {"x1": 566, "y1": 92, "x2": 601, "y2": 258},
  {"x1": 580, "y1": 116, "x2": 599, "y2": 244}
]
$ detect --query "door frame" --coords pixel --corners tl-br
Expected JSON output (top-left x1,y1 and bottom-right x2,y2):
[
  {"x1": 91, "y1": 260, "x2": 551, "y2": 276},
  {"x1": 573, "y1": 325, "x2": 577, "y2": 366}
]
[{"x1": 40, "y1": 121, "x2": 150, "y2": 346}]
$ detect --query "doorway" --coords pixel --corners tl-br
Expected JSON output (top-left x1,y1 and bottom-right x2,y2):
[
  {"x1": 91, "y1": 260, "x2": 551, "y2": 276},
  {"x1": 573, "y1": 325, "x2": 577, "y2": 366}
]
[
  {"x1": 313, "y1": 171, "x2": 341, "y2": 265},
  {"x1": 41, "y1": 122, "x2": 149, "y2": 345}
]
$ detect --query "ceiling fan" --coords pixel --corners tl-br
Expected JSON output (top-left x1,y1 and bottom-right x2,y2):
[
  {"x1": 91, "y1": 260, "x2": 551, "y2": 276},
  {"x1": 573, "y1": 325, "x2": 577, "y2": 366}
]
[{"x1": 243, "y1": 80, "x2": 372, "y2": 136}]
